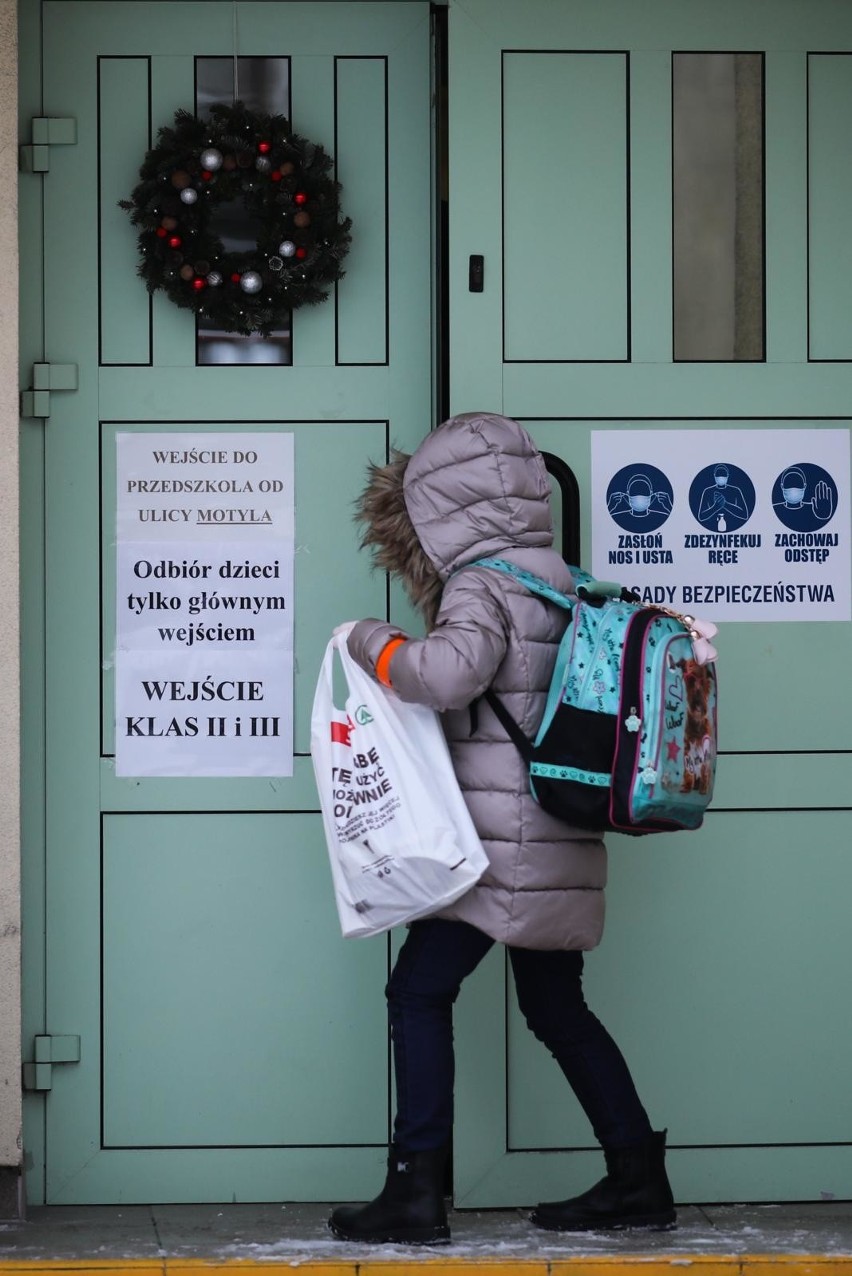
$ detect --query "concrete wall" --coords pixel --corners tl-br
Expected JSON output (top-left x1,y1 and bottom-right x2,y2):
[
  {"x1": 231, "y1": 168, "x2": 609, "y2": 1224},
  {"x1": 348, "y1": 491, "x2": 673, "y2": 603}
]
[{"x1": 0, "y1": 0, "x2": 22, "y2": 1222}]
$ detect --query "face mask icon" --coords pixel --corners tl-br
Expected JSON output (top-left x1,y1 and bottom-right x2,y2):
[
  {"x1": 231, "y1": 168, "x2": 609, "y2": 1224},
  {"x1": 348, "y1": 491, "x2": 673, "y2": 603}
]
[
  {"x1": 625, "y1": 477, "x2": 654, "y2": 516},
  {"x1": 608, "y1": 468, "x2": 673, "y2": 529},
  {"x1": 773, "y1": 464, "x2": 834, "y2": 530},
  {"x1": 780, "y1": 468, "x2": 807, "y2": 508}
]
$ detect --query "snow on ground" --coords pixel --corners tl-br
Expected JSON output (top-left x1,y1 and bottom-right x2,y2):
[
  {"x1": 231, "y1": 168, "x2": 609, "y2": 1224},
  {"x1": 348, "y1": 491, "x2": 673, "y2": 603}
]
[{"x1": 3, "y1": 1203, "x2": 852, "y2": 1262}]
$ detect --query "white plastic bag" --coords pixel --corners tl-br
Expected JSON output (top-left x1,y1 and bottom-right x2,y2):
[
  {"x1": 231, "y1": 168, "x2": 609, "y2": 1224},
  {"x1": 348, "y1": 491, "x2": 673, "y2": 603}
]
[{"x1": 311, "y1": 632, "x2": 488, "y2": 938}]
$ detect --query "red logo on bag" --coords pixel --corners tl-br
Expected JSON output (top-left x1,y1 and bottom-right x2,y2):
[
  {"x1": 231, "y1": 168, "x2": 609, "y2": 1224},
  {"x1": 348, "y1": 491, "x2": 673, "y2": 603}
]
[{"x1": 331, "y1": 719, "x2": 353, "y2": 746}]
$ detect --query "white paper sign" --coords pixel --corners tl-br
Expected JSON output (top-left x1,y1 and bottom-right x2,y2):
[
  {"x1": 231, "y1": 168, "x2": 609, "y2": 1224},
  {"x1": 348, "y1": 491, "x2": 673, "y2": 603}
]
[
  {"x1": 591, "y1": 428, "x2": 851, "y2": 622},
  {"x1": 115, "y1": 432, "x2": 295, "y2": 776}
]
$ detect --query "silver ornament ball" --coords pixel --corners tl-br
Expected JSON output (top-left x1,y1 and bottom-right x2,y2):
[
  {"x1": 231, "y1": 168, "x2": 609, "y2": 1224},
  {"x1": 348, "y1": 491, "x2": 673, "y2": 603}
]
[
  {"x1": 200, "y1": 147, "x2": 223, "y2": 172},
  {"x1": 279, "y1": 240, "x2": 297, "y2": 258},
  {"x1": 268, "y1": 256, "x2": 284, "y2": 272},
  {"x1": 255, "y1": 156, "x2": 272, "y2": 173},
  {"x1": 239, "y1": 271, "x2": 263, "y2": 294},
  {"x1": 180, "y1": 187, "x2": 198, "y2": 205},
  {"x1": 206, "y1": 271, "x2": 223, "y2": 287}
]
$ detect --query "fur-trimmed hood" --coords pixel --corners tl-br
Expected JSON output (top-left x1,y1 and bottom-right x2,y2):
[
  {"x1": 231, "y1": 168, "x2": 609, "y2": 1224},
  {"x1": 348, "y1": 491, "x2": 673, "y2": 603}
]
[
  {"x1": 355, "y1": 448, "x2": 445, "y2": 626},
  {"x1": 356, "y1": 413, "x2": 554, "y2": 623}
]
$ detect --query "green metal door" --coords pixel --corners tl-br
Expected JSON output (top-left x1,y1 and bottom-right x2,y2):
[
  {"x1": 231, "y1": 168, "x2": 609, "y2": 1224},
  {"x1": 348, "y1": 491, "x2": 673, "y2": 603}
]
[
  {"x1": 22, "y1": 0, "x2": 432, "y2": 1204},
  {"x1": 448, "y1": 0, "x2": 852, "y2": 1205}
]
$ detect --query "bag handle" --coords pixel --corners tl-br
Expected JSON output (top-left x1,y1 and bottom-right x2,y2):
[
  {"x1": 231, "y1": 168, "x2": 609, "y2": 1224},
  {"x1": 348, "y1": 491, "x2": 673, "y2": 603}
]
[
  {"x1": 568, "y1": 565, "x2": 640, "y2": 606},
  {"x1": 314, "y1": 630, "x2": 356, "y2": 719},
  {"x1": 575, "y1": 578, "x2": 623, "y2": 600}
]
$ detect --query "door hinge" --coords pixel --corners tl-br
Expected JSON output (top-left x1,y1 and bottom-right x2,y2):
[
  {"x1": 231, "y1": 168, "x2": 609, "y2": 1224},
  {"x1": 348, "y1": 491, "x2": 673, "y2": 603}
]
[
  {"x1": 22, "y1": 1035, "x2": 81, "y2": 1091},
  {"x1": 20, "y1": 363, "x2": 79, "y2": 419},
  {"x1": 19, "y1": 117, "x2": 77, "y2": 173}
]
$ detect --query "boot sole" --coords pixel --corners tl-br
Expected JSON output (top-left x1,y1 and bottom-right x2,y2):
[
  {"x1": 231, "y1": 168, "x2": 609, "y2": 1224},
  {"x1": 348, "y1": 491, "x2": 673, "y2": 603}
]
[
  {"x1": 328, "y1": 1220, "x2": 451, "y2": 1245},
  {"x1": 530, "y1": 1210, "x2": 677, "y2": 1233}
]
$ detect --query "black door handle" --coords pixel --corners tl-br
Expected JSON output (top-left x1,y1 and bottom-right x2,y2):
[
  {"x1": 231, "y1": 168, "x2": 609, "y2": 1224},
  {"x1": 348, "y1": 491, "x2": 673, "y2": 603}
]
[{"x1": 542, "y1": 451, "x2": 581, "y2": 566}]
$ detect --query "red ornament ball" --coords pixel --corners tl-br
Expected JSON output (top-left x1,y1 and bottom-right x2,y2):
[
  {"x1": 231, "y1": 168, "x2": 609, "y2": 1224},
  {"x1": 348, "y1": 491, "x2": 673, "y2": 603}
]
[
  {"x1": 202, "y1": 170, "x2": 214, "y2": 181},
  {"x1": 271, "y1": 170, "x2": 282, "y2": 182},
  {"x1": 294, "y1": 191, "x2": 308, "y2": 206},
  {"x1": 168, "y1": 235, "x2": 182, "y2": 249},
  {"x1": 156, "y1": 227, "x2": 168, "y2": 238},
  {"x1": 230, "y1": 273, "x2": 242, "y2": 284},
  {"x1": 295, "y1": 246, "x2": 307, "y2": 259},
  {"x1": 192, "y1": 277, "x2": 206, "y2": 291},
  {"x1": 258, "y1": 141, "x2": 272, "y2": 154}
]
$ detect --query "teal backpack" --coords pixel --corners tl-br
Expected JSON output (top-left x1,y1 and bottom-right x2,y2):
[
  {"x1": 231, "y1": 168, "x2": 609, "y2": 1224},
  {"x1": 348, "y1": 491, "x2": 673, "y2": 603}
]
[{"x1": 470, "y1": 557, "x2": 718, "y2": 836}]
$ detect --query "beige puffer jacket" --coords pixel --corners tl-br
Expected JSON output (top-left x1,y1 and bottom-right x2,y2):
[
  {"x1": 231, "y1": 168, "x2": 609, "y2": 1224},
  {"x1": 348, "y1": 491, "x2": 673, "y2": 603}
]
[{"x1": 347, "y1": 412, "x2": 606, "y2": 951}]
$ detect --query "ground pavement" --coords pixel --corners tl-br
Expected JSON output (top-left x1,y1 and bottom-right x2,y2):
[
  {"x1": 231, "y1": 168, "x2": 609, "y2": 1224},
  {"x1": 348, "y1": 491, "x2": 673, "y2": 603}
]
[{"x1": 2, "y1": 1202, "x2": 852, "y2": 1276}]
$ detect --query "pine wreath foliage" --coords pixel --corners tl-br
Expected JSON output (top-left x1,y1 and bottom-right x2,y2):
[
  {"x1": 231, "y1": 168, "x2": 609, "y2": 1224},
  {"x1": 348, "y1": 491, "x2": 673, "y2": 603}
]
[{"x1": 120, "y1": 102, "x2": 352, "y2": 336}]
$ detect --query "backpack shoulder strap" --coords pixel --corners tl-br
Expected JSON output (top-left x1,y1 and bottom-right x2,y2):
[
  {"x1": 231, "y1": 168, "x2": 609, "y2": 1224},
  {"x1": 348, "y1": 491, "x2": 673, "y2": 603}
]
[
  {"x1": 464, "y1": 557, "x2": 567, "y2": 761},
  {"x1": 469, "y1": 556, "x2": 574, "y2": 611},
  {"x1": 483, "y1": 689, "x2": 534, "y2": 763},
  {"x1": 468, "y1": 556, "x2": 626, "y2": 605}
]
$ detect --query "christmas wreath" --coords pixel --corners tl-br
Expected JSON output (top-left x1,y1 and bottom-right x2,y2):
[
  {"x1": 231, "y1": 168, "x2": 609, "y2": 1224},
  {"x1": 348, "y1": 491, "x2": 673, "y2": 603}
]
[{"x1": 120, "y1": 102, "x2": 352, "y2": 336}]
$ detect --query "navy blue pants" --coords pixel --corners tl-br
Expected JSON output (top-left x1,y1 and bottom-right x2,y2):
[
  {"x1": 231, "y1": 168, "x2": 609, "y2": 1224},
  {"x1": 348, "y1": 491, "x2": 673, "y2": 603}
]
[{"x1": 386, "y1": 918, "x2": 652, "y2": 1153}]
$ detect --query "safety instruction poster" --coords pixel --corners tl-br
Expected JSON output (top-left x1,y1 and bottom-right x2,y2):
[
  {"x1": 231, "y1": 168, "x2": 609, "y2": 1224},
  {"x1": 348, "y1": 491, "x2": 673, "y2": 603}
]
[
  {"x1": 591, "y1": 428, "x2": 850, "y2": 622},
  {"x1": 114, "y1": 431, "x2": 295, "y2": 777}
]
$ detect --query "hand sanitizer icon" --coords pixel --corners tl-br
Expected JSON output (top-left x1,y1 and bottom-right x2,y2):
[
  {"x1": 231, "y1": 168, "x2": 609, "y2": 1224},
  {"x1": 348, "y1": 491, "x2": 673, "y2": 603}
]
[{"x1": 717, "y1": 514, "x2": 727, "y2": 532}]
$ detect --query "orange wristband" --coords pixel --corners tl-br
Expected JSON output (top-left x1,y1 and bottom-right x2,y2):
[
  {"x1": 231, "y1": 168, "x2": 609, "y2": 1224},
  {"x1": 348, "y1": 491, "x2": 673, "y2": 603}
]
[{"x1": 376, "y1": 636, "x2": 406, "y2": 688}]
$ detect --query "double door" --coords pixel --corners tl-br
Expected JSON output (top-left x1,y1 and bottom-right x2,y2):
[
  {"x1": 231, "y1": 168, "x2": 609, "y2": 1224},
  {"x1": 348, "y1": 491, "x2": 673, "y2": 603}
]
[{"x1": 23, "y1": 0, "x2": 852, "y2": 1205}]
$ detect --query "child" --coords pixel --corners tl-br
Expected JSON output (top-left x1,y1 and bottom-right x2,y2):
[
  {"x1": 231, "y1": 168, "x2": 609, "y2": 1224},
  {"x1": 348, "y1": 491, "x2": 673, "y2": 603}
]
[{"x1": 330, "y1": 412, "x2": 674, "y2": 1243}]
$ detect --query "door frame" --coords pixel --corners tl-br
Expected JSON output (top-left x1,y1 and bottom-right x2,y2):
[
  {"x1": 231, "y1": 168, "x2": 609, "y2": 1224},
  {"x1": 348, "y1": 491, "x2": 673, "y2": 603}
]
[{"x1": 0, "y1": 0, "x2": 22, "y2": 1218}]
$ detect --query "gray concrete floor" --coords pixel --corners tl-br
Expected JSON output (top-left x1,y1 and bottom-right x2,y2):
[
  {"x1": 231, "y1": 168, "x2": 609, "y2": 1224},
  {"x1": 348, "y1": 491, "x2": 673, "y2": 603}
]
[{"x1": 2, "y1": 1203, "x2": 852, "y2": 1261}]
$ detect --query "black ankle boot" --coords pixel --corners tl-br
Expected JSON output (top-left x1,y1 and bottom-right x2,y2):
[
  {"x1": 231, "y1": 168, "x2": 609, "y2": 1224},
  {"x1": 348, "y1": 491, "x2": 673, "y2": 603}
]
[
  {"x1": 531, "y1": 1130, "x2": 676, "y2": 1232},
  {"x1": 329, "y1": 1145, "x2": 451, "y2": 1244}
]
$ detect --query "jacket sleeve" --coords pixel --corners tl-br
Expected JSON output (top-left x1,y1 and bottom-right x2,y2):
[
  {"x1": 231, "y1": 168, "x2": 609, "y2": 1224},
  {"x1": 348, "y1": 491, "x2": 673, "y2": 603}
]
[{"x1": 346, "y1": 574, "x2": 509, "y2": 712}]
